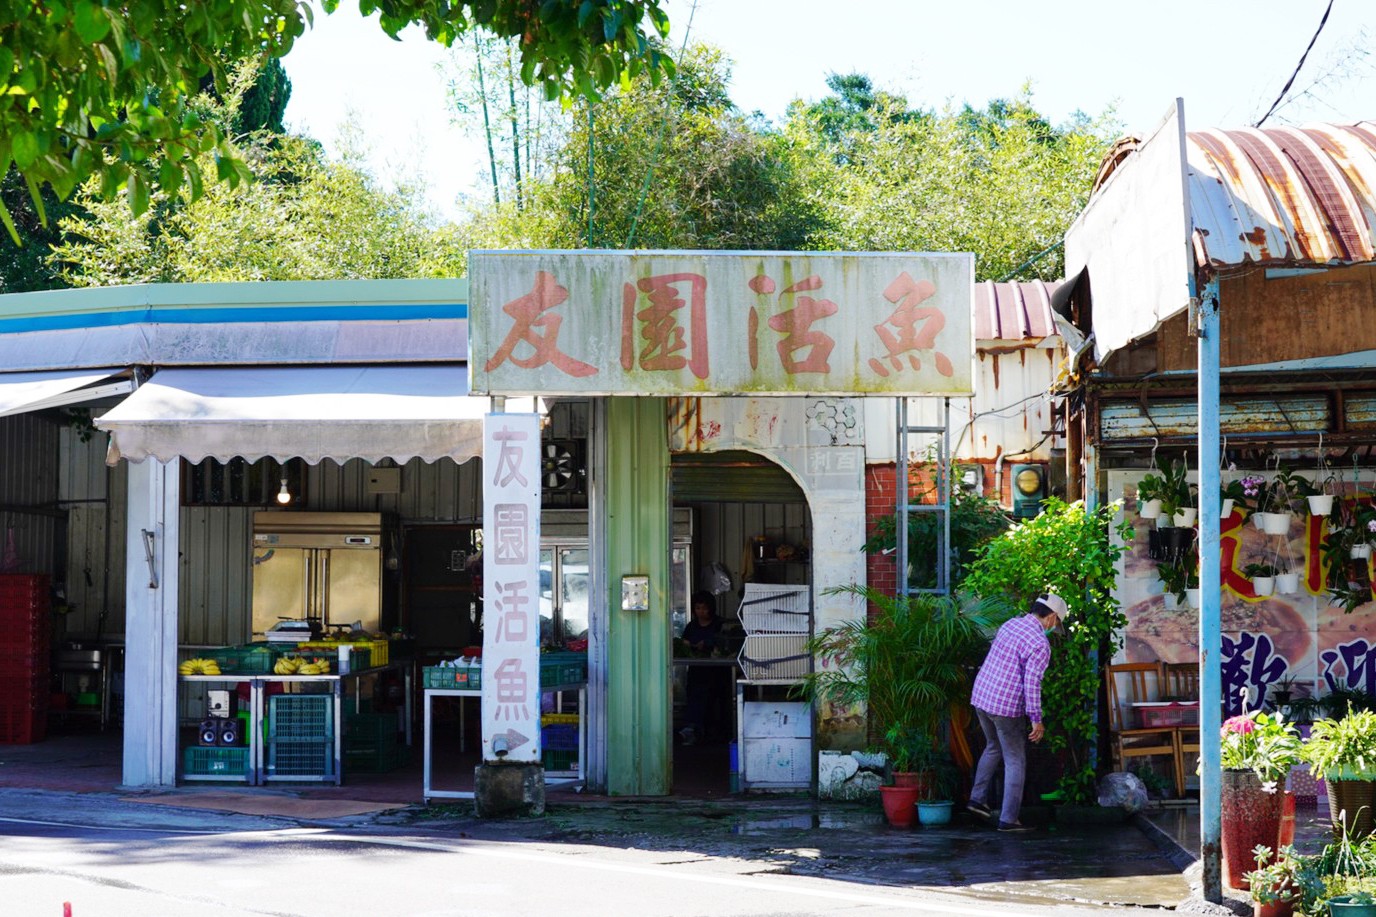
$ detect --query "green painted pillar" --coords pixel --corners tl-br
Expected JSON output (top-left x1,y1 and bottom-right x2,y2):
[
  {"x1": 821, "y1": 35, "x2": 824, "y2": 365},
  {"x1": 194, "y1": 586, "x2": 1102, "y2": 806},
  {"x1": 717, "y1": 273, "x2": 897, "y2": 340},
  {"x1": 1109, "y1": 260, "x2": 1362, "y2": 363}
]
[{"x1": 604, "y1": 396, "x2": 671, "y2": 796}]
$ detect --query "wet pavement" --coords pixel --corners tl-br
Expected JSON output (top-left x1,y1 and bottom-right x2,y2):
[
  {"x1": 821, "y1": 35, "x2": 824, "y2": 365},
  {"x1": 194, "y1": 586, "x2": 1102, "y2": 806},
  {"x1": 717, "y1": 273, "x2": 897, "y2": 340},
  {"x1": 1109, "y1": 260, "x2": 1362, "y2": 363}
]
[{"x1": 0, "y1": 732, "x2": 1199, "y2": 911}]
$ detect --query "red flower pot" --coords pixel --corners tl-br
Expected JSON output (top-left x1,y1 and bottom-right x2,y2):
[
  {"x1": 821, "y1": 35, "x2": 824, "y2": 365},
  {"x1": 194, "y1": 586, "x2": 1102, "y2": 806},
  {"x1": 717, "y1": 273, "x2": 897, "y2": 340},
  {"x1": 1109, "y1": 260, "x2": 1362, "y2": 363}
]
[
  {"x1": 1222, "y1": 770, "x2": 1285, "y2": 890},
  {"x1": 880, "y1": 785, "x2": 919, "y2": 828}
]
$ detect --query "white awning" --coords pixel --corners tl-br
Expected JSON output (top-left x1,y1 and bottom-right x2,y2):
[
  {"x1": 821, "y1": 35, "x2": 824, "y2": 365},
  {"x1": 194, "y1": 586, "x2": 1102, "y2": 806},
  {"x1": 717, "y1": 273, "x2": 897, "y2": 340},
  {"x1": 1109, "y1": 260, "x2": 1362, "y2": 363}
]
[
  {"x1": 0, "y1": 368, "x2": 133, "y2": 418},
  {"x1": 96, "y1": 366, "x2": 488, "y2": 465}
]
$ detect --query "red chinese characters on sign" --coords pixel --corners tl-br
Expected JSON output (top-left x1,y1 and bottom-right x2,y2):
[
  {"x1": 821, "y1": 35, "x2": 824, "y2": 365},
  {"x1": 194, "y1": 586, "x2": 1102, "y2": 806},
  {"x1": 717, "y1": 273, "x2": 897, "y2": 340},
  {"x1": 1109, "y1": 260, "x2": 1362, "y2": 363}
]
[
  {"x1": 492, "y1": 579, "x2": 531, "y2": 643},
  {"x1": 748, "y1": 274, "x2": 838, "y2": 374},
  {"x1": 620, "y1": 273, "x2": 710, "y2": 379},
  {"x1": 868, "y1": 272, "x2": 955, "y2": 378},
  {"x1": 493, "y1": 504, "x2": 529, "y2": 565},
  {"x1": 485, "y1": 271, "x2": 597, "y2": 378},
  {"x1": 492, "y1": 657, "x2": 530, "y2": 722},
  {"x1": 491, "y1": 426, "x2": 530, "y2": 489}
]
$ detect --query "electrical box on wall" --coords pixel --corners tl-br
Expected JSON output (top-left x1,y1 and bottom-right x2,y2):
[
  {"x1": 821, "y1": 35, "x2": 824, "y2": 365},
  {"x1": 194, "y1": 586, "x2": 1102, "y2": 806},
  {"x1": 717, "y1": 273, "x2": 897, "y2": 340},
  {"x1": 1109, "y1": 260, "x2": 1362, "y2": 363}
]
[
  {"x1": 956, "y1": 464, "x2": 984, "y2": 493},
  {"x1": 1010, "y1": 463, "x2": 1048, "y2": 519},
  {"x1": 366, "y1": 467, "x2": 402, "y2": 495}
]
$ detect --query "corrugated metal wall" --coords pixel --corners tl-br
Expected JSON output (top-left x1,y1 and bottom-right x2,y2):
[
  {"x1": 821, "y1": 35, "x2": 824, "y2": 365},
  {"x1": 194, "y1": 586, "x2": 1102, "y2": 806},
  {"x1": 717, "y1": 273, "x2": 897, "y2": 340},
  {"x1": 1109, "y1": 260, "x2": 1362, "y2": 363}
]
[
  {"x1": 60, "y1": 421, "x2": 125, "y2": 641},
  {"x1": 865, "y1": 343, "x2": 1063, "y2": 464},
  {"x1": 0, "y1": 412, "x2": 61, "y2": 576}
]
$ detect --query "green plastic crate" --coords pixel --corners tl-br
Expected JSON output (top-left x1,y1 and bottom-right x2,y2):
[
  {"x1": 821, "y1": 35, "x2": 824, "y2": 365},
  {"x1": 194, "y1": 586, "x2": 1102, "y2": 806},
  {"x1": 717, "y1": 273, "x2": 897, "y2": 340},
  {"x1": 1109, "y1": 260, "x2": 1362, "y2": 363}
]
[
  {"x1": 183, "y1": 746, "x2": 249, "y2": 778},
  {"x1": 267, "y1": 739, "x2": 334, "y2": 777},
  {"x1": 345, "y1": 742, "x2": 410, "y2": 773},
  {"x1": 423, "y1": 666, "x2": 481, "y2": 689},
  {"x1": 542, "y1": 748, "x2": 578, "y2": 773},
  {"x1": 539, "y1": 652, "x2": 587, "y2": 687},
  {"x1": 268, "y1": 694, "x2": 333, "y2": 742}
]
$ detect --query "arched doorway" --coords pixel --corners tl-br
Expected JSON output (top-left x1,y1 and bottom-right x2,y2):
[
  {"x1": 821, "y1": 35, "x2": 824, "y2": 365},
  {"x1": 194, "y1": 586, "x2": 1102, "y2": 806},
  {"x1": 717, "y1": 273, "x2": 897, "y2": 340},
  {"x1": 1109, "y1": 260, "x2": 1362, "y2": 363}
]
[{"x1": 669, "y1": 450, "x2": 812, "y2": 796}]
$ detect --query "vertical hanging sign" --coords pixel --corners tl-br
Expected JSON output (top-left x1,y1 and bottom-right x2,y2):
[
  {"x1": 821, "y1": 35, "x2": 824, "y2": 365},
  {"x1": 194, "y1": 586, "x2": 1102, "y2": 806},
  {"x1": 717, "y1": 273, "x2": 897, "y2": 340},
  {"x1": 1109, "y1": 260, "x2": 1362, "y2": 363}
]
[{"x1": 481, "y1": 412, "x2": 542, "y2": 764}]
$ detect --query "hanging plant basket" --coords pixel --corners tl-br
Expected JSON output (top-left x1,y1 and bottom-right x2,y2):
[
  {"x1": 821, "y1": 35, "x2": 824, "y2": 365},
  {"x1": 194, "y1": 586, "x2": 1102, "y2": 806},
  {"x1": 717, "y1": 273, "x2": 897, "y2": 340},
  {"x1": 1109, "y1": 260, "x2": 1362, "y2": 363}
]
[
  {"x1": 1221, "y1": 497, "x2": 1235, "y2": 519},
  {"x1": 1162, "y1": 591, "x2": 1182, "y2": 610},
  {"x1": 1173, "y1": 507, "x2": 1198, "y2": 527},
  {"x1": 1275, "y1": 572, "x2": 1301, "y2": 594},
  {"x1": 1353, "y1": 544, "x2": 1373, "y2": 560},
  {"x1": 1260, "y1": 512, "x2": 1293, "y2": 536},
  {"x1": 1252, "y1": 576, "x2": 1276, "y2": 597},
  {"x1": 1309, "y1": 494, "x2": 1335, "y2": 516},
  {"x1": 1185, "y1": 588, "x2": 1201, "y2": 608},
  {"x1": 1140, "y1": 498, "x2": 1162, "y2": 519}
]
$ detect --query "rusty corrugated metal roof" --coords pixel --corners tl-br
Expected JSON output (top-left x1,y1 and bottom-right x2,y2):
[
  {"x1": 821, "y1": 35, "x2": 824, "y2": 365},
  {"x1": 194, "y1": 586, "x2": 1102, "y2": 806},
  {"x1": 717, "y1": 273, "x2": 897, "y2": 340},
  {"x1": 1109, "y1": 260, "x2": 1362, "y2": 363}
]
[
  {"x1": 1186, "y1": 123, "x2": 1376, "y2": 270},
  {"x1": 973, "y1": 280, "x2": 1063, "y2": 342}
]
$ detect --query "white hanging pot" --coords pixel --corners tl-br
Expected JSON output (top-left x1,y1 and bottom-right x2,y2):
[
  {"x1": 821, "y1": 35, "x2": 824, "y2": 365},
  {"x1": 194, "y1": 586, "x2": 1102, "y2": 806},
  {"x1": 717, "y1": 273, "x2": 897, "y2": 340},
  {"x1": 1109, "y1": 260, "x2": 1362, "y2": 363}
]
[
  {"x1": 1140, "y1": 498, "x2": 1162, "y2": 519},
  {"x1": 1275, "y1": 572, "x2": 1300, "y2": 594},
  {"x1": 1252, "y1": 576, "x2": 1275, "y2": 597},
  {"x1": 1156, "y1": 514, "x2": 1172, "y2": 529},
  {"x1": 1173, "y1": 507, "x2": 1198, "y2": 527},
  {"x1": 1221, "y1": 498, "x2": 1235, "y2": 519},
  {"x1": 1260, "y1": 512, "x2": 1293, "y2": 536},
  {"x1": 1162, "y1": 592, "x2": 1181, "y2": 610},
  {"x1": 1352, "y1": 543, "x2": 1373, "y2": 560},
  {"x1": 1252, "y1": 512, "x2": 1267, "y2": 530},
  {"x1": 1308, "y1": 494, "x2": 1335, "y2": 516},
  {"x1": 1185, "y1": 588, "x2": 1202, "y2": 609}
]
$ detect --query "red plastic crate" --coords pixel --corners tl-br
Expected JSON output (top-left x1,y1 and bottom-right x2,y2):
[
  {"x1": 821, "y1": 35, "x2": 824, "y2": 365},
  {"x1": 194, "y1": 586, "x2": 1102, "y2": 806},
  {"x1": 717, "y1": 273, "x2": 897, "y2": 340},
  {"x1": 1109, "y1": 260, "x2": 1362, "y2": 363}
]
[
  {"x1": 0, "y1": 652, "x2": 48, "y2": 678},
  {"x1": 1135, "y1": 702, "x2": 1199, "y2": 729},
  {"x1": 0, "y1": 705, "x2": 46, "y2": 744},
  {"x1": 0, "y1": 674, "x2": 48, "y2": 703}
]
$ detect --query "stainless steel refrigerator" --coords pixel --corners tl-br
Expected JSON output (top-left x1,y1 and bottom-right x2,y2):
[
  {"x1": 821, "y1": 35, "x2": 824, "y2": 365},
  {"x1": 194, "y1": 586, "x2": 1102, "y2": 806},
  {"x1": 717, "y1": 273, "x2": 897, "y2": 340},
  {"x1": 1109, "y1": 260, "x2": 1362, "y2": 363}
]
[{"x1": 251, "y1": 512, "x2": 384, "y2": 636}]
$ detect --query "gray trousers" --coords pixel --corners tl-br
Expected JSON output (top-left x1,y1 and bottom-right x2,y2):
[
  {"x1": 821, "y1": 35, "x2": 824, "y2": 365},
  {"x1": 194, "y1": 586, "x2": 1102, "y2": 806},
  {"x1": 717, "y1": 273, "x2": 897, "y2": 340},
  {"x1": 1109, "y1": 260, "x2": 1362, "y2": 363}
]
[{"x1": 970, "y1": 708, "x2": 1028, "y2": 826}]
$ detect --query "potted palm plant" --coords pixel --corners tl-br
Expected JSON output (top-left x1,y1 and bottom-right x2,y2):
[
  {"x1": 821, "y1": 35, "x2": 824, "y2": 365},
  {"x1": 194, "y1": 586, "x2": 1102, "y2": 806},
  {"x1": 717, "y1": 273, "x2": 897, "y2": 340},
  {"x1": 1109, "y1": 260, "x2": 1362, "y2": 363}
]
[{"x1": 799, "y1": 587, "x2": 1009, "y2": 827}]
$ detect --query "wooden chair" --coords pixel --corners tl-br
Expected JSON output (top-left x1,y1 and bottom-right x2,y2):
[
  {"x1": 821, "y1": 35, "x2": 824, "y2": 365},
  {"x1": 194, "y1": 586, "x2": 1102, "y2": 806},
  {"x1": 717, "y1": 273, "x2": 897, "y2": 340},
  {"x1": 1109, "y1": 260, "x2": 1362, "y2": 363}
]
[
  {"x1": 1106, "y1": 662, "x2": 1182, "y2": 796},
  {"x1": 1162, "y1": 661, "x2": 1201, "y2": 797}
]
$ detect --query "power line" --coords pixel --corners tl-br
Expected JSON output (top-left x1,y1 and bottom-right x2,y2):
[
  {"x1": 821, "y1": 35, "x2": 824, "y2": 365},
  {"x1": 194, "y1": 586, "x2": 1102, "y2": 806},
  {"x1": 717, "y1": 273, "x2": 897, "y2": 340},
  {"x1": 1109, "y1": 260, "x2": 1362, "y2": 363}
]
[{"x1": 1255, "y1": 0, "x2": 1335, "y2": 128}]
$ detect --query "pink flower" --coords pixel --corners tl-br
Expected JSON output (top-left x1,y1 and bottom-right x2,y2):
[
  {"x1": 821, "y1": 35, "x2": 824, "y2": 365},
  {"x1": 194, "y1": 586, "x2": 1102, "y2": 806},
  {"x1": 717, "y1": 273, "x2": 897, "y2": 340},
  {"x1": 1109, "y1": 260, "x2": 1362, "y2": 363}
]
[{"x1": 1223, "y1": 715, "x2": 1256, "y2": 735}]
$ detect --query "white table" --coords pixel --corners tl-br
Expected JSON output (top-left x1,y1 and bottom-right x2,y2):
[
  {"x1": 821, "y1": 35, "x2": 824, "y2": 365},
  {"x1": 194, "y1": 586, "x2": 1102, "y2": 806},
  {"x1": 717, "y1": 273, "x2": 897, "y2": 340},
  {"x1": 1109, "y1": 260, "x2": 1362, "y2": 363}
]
[{"x1": 423, "y1": 682, "x2": 586, "y2": 803}]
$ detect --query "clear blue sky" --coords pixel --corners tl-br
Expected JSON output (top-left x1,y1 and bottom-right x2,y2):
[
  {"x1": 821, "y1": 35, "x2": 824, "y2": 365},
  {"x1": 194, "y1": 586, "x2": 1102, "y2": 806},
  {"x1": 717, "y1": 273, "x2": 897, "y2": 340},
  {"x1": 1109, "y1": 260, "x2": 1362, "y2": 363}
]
[{"x1": 280, "y1": 0, "x2": 1376, "y2": 221}]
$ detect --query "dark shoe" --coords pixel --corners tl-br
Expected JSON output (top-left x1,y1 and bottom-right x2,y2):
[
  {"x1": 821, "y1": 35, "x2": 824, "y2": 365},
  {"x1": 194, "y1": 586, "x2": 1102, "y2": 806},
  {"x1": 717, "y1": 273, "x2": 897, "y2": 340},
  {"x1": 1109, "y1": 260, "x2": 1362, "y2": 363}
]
[
  {"x1": 966, "y1": 800, "x2": 992, "y2": 820},
  {"x1": 997, "y1": 821, "x2": 1035, "y2": 833}
]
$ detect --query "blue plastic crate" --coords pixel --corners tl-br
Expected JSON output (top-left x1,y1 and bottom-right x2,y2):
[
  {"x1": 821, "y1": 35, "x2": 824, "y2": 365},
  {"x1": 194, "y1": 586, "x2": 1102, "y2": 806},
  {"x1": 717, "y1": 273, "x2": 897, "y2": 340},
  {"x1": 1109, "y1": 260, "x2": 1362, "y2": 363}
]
[{"x1": 541, "y1": 723, "x2": 579, "y2": 751}]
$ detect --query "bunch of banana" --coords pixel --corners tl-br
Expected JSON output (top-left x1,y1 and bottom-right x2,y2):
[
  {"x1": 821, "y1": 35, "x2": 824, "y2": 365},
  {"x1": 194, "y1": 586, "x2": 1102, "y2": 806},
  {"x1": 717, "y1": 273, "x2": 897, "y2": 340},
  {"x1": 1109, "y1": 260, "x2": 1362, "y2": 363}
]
[
  {"x1": 273, "y1": 655, "x2": 331, "y2": 675},
  {"x1": 297, "y1": 657, "x2": 331, "y2": 675},
  {"x1": 178, "y1": 658, "x2": 222, "y2": 675}
]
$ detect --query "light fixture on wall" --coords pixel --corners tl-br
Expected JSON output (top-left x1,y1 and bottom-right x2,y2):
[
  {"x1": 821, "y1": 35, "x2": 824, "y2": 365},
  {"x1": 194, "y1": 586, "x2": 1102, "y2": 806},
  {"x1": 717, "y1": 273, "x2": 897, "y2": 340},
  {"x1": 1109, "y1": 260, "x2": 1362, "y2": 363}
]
[{"x1": 276, "y1": 476, "x2": 292, "y2": 505}]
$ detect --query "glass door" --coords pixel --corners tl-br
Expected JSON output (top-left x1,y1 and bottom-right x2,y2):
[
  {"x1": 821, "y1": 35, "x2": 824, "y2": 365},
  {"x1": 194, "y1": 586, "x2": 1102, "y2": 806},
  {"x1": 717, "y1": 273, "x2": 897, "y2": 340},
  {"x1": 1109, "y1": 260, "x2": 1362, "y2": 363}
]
[{"x1": 539, "y1": 545, "x2": 590, "y2": 648}]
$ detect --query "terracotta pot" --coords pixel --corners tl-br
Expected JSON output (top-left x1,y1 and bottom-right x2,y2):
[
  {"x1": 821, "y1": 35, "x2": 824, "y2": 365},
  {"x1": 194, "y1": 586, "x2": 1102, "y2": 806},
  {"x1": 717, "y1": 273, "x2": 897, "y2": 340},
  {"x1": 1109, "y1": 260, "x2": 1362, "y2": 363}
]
[
  {"x1": 880, "y1": 785, "x2": 919, "y2": 828},
  {"x1": 1254, "y1": 897, "x2": 1294, "y2": 917},
  {"x1": 892, "y1": 771, "x2": 932, "y2": 797},
  {"x1": 1222, "y1": 770, "x2": 1285, "y2": 890}
]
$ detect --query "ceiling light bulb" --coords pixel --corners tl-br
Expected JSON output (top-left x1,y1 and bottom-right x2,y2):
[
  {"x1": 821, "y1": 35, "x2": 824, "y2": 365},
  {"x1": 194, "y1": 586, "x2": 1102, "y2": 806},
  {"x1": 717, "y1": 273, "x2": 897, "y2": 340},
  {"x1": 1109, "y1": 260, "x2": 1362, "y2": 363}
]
[{"x1": 276, "y1": 477, "x2": 291, "y2": 505}]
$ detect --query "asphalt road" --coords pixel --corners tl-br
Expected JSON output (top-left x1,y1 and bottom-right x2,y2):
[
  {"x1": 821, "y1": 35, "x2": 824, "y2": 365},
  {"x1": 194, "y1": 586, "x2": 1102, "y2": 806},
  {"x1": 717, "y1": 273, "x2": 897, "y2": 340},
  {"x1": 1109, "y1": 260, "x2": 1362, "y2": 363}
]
[{"x1": 0, "y1": 788, "x2": 1192, "y2": 917}]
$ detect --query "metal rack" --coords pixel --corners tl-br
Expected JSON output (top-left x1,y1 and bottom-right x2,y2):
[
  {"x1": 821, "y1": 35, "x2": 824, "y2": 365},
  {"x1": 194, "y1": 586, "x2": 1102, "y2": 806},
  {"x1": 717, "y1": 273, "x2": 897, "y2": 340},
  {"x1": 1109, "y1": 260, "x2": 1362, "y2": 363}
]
[{"x1": 179, "y1": 661, "x2": 412, "y2": 785}]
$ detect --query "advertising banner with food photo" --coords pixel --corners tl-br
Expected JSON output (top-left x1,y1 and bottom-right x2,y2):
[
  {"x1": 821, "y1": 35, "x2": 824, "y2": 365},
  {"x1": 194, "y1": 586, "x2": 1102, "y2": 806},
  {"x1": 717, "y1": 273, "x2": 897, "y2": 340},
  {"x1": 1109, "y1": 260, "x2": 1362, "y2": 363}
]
[{"x1": 1111, "y1": 468, "x2": 1376, "y2": 717}]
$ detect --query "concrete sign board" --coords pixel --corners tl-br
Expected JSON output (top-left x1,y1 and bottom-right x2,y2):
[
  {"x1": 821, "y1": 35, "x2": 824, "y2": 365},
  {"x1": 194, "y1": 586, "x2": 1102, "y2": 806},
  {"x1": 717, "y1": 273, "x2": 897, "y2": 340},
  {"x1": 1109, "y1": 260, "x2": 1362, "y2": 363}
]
[
  {"x1": 481, "y1": 413, "x2": 542, "y2": 764},
  {"x1": 470, "y1": 251, "x2": 974, "y2": 396}
]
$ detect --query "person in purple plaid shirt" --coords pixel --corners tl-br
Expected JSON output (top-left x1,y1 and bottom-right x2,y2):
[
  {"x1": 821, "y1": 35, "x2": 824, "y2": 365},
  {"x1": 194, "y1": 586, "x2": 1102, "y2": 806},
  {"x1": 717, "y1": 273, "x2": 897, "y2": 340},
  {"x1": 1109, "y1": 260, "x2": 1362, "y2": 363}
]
[{"x1": 966, "y1": 592, "x2": 1067, "y2": 833}]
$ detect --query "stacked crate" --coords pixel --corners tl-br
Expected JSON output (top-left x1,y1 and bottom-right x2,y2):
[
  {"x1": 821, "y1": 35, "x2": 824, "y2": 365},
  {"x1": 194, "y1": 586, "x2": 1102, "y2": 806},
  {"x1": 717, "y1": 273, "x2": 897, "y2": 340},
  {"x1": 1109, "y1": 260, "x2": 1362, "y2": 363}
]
[
  {"x1": 0, "y1": 574, "x2": 49, "y2": 744},
  {"x1": 737, "y1": 584, "x2": 811, "y2": 682},
  {"x1": 266, "y1": 694, "x2": 334, "y2": 777}
]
